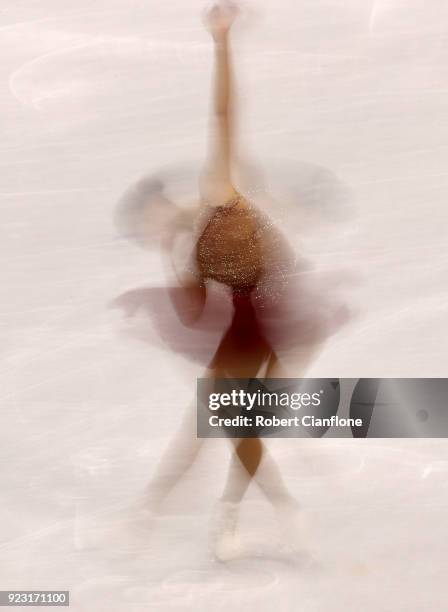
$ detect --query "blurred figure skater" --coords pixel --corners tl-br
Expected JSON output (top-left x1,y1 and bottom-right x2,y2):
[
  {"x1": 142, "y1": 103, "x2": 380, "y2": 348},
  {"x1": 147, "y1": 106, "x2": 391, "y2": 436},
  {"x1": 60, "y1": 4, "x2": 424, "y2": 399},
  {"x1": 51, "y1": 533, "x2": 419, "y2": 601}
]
[
  {"x1": 113, "y1": 1, "x2": 349, "y2": 560},
  {"x1": 135, "y1": 2, "x2": 325, "y2": 561}
]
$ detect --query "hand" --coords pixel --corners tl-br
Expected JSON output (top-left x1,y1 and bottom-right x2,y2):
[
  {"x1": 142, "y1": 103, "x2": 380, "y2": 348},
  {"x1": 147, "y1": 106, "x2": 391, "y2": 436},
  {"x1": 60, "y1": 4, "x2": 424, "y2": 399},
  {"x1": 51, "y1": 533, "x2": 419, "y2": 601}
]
[{"x1": 203, "y1": 1, "x2": 240, "y2": 38}]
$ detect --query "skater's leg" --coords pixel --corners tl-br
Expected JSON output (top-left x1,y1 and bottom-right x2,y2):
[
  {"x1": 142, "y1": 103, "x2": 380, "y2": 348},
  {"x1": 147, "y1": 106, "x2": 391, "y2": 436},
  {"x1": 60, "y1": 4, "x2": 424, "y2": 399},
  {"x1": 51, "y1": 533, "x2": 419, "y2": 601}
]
[
  {"x1": 143, "y1": 397, "x2": 204, "y2": 510},
  {"x1": 220, "y1": 437, "x2": 263, "y2": 503}
]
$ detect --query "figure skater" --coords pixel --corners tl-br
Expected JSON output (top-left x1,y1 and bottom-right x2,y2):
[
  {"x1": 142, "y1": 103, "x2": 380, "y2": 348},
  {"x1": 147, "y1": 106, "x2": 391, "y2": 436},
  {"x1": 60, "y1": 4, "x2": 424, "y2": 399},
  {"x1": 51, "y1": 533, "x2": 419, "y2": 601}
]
[{"x1": 114, "y1": 1, "x2": 349, "y2": 560}]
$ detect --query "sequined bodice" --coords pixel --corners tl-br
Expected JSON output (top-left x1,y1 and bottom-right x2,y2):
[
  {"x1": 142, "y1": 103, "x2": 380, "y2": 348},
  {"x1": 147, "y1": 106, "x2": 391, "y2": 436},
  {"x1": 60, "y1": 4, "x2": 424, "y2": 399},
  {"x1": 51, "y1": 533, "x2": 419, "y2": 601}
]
[{"x1": 196, "y1": 200, "x2": 263, "y2": 291}]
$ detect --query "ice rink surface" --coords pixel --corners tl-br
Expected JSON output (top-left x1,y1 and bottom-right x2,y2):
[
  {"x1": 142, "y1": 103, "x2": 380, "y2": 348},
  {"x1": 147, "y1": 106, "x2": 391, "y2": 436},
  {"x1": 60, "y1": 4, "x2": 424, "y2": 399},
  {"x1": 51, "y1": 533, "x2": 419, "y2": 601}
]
[{"x1": 1, "y1": 1, "x2": 448, "y2": 610}]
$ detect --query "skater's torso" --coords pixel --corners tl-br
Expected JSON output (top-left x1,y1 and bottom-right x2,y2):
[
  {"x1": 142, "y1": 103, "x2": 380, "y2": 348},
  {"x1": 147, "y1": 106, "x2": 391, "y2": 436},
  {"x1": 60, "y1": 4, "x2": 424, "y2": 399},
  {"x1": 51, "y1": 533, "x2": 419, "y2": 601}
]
[{"x1": 196, "y1": 196, "x2": 264, "y2": 293}]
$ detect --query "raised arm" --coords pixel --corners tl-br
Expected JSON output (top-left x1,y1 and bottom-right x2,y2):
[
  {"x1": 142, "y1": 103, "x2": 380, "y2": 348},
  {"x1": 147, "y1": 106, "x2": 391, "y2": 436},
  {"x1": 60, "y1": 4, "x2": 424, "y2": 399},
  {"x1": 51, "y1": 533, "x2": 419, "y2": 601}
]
[{"x1": 199, "y1": 3, "x2": 240, "y2": 206}]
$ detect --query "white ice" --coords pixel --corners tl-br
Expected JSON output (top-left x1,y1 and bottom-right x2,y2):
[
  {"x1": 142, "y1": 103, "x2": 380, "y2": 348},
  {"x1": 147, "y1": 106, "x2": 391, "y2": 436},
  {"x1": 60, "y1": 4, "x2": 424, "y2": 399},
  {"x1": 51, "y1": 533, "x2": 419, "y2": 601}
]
[{"x1": 1, "y1": 1, "x2": 448, "y2": 610}]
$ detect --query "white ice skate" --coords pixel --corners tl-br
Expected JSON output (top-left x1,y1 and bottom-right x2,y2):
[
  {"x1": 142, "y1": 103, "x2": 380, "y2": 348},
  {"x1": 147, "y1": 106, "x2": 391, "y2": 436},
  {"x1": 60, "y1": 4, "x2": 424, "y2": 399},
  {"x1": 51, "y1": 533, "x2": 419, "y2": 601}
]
[{"x1": 210, "y1": 501, "x2": 244, "y2": 561}]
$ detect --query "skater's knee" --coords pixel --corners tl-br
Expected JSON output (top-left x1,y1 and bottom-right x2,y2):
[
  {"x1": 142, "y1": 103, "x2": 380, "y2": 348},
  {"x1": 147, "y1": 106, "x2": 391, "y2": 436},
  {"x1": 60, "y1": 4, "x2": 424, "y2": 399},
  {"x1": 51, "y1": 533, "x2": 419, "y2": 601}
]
[{"x1": 235, "y1": 438, "x2": 263, "y2": 476}]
